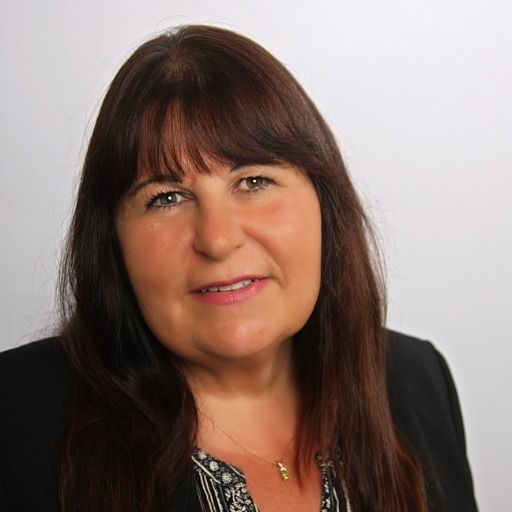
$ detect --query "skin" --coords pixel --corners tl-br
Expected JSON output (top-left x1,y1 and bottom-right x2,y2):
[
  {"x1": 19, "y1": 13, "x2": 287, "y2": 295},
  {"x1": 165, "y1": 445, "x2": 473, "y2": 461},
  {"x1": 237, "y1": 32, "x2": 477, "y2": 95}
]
[{"x1": 116, "y1": 159, "x2": 323, "y2": 510}]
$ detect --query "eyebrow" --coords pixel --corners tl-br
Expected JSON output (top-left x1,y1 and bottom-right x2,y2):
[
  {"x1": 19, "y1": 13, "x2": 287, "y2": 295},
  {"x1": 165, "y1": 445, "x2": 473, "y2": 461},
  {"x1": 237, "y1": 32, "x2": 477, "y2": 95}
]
[
  {"x1": 127, "y1": 163, "x2": 255, "y2": 197},
  {"x1": 128, "y1": 175, "x2": 182, "y2": 197}
]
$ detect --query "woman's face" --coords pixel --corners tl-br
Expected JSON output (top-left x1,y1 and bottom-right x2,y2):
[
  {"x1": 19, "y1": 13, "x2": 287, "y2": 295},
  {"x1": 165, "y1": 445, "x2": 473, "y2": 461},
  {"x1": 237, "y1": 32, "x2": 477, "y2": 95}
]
[{"x1": 116, "y1": 160, "x2": 322, "y2": 367}]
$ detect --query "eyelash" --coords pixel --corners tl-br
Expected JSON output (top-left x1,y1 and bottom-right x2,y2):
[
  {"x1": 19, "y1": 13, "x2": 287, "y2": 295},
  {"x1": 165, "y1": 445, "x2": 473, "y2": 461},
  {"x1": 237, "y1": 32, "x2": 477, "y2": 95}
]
[
  {"x1": 238, "y1": 175, "x2": 274, "y2": 193},
  {"x1": 145, "y1": 176, "x2": 274, "y2": 210},
  {"x1": 145, "y1": 190, "x2": 187, "y2": 210}
]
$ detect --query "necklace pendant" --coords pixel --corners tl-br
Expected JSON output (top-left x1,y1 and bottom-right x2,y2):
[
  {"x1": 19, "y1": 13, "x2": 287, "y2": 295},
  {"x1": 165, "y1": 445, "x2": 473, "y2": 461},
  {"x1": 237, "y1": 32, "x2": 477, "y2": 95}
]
[{"x1": 277, "y1": 461, "x2": 290, "y2": 481}]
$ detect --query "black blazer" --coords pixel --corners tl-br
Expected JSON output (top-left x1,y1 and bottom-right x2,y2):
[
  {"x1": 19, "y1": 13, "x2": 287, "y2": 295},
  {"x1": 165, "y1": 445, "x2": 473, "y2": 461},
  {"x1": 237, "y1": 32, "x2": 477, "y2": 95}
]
[{"x1": 0, "y1": 331, "x2": 478, "y2": 511}]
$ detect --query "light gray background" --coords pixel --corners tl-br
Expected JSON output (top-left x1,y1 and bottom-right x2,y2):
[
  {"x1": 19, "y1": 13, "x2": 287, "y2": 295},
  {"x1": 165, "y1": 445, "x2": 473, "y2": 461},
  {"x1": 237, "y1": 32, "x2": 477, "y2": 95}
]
[{"x1": 1, "y1": 1, "x2": 510, "y2": 510}]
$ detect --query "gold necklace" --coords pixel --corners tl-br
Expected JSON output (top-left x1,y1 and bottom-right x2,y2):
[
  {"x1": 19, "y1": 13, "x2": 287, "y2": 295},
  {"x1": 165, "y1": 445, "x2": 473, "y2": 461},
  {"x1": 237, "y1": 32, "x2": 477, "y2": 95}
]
[{"x1": 211, "y1": 420, "x2": 293, "y2": 481}]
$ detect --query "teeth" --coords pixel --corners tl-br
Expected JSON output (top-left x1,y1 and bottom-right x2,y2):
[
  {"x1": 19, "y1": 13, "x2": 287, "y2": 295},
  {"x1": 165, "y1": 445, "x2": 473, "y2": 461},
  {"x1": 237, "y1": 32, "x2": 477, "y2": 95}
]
[{"x1": 201, "y1": 279, "x2": 255, "y2": 293}]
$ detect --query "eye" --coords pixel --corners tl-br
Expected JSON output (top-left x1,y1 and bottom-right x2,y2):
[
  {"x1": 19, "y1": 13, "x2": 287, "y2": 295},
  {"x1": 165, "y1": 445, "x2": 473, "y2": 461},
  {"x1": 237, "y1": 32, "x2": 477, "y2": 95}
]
[
  {"x1": 146, "y1": 190, "x2": 187, "y2": 210},
  {"x1": 238, "y1": 176, "x2": 273, "y2": 192}
]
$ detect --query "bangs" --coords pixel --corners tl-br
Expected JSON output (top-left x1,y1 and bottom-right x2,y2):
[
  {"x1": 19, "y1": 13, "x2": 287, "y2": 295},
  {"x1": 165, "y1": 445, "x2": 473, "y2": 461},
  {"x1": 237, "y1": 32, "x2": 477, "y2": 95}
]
[{"x1": 135, "y1": 52, "x2": 314, "y2": 183}]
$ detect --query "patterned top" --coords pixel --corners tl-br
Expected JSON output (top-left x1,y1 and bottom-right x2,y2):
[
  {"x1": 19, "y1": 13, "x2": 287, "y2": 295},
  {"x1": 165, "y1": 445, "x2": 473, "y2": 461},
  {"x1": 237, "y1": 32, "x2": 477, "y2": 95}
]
[{"x1": 191, "y1": 447, "x2": 350, "y2": 512}]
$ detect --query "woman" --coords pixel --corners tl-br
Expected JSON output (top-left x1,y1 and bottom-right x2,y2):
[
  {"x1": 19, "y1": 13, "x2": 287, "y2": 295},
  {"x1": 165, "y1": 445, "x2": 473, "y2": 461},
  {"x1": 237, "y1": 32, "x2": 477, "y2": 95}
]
[{"x1": 0, "y1": 25, "x2": 477, "y2": 511}]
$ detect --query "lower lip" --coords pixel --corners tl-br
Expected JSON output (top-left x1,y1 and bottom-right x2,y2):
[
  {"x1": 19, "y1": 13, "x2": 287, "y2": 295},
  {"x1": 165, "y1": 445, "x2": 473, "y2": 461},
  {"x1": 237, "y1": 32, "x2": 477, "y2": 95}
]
[{"x1": 193, "y1": 279, "x2": 268, "y2": 305}]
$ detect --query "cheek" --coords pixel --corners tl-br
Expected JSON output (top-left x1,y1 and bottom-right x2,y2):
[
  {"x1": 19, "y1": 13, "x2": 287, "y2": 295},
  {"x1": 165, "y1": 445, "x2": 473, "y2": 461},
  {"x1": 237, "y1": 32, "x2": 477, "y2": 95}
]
[
  {"x1": 257, "y1": 191, "x2": 322, "y2": 289},
  {"x1": 261, "y1": 194, "x2": 322, "y2": 334},
  {"x1": 267, "y1": 193, "x2": 321, "y2": 256},
  {"x1": 118, "y1": 220, "x2": 189, "y2": 292}
]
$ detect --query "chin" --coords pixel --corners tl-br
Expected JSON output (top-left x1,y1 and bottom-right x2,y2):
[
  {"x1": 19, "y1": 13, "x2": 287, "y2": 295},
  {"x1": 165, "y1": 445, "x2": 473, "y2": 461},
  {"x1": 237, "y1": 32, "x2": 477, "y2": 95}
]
[{"x1": 198, "y1": 322, "x2": 292, "y2": 363}]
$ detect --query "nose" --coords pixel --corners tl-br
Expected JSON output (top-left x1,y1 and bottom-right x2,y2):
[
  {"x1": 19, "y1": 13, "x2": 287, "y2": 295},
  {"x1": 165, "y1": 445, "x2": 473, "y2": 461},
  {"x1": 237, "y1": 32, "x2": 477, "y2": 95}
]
[{"x1": 192, "y1": 202, "x2": 245, "y2": 260}]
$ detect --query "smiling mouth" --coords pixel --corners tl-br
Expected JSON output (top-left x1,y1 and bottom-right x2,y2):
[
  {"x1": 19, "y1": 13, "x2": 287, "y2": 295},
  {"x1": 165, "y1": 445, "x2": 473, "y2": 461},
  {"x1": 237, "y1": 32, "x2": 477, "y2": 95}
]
[{"x1": 199, "y1": 278, "x2": 259, "y2": 294}]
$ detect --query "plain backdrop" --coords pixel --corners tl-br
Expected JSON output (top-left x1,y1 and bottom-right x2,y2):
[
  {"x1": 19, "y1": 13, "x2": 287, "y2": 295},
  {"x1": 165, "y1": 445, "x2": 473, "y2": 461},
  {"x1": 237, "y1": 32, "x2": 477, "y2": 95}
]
[{"x1": 1, "y1": 1, "x2": 510, "y2": 510}]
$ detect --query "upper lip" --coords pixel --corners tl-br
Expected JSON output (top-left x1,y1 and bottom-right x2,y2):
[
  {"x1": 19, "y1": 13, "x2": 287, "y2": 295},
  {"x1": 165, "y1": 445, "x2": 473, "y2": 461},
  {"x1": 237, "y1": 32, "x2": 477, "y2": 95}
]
[{"x1": 193, "y1": 275, "x2": 265, "y2": 292}]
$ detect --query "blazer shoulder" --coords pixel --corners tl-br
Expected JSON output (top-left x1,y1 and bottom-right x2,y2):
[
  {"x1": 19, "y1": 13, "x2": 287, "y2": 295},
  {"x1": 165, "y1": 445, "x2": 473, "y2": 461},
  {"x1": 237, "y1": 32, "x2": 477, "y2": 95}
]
[
  {"x1": 385, "y1": 330, "x2": 478, "y2": 511},
  {"x1": 0, "y1": 337, "x2": 72, "y2": 402},
  {"x1": 387, "y1": 329, "x2": 439, "y2": 373},
  {"x1": 386, "y1": 330, "x2": 467, "y2": 449},
  {"x1": 386, "y1": 329, "x2": 467, "y2": 452},
  {"x1": 0, "y1": 336, "x2": 73, "y2": 438},
  {"x1": 0, "y1": 336, "x2": 69, "y2": 372},
  {"x1": 0, "y1": 338, "x2": 73, "y2": 512}
]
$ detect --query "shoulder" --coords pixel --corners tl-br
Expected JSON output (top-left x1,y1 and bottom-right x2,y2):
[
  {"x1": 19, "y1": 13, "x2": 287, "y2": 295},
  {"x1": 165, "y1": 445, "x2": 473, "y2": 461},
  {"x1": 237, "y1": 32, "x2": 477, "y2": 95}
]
[
  {"x1": 385, "y1": 330, "x2": 478, "y2": 511},
  {"x1": 386, "y1": 330, "x2": 457, "y2": 418},
  {"x1": 387, "y1": 328, "x2": 445, "y2": 376},
  {"x1": 0, "y1": 337, "x2": 73, "y2": 424},
  {"x1": 386, "y1": 330, "x2": 466, "y2": 449},
  {"x1": 0, "y1": 336, "x2": 71, "y2": 385},
  {"x1": 0, "y1": 338, "x2": 73, "y2": 511}
]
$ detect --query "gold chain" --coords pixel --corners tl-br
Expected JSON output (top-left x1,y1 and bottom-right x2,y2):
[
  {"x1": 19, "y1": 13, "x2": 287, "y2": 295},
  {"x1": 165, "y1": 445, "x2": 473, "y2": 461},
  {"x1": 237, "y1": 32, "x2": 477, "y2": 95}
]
[{"x1": 209, "y1": 419, "x2": 294, "y2": 481}]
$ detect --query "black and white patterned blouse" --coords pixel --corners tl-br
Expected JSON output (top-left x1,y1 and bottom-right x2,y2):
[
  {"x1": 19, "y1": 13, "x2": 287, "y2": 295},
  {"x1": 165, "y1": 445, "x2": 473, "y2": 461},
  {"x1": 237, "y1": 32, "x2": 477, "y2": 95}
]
[{"x1": 191, "y1": 447, "x2": 351, "y2": 512}]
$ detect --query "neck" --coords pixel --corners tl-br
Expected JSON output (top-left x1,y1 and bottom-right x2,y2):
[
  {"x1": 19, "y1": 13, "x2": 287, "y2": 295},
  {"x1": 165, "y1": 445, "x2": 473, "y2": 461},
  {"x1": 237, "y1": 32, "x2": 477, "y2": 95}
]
[
  {"x1": 184, "y1": 338, "x2": 297, "y2": 405},
  {"x1": 185, "y1": 339, "x2": 300, "y2": 456}
]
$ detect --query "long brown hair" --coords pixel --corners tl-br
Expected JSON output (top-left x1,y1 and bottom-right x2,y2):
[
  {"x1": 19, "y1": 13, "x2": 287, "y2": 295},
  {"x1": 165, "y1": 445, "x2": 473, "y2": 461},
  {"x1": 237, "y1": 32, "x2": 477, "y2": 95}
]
[{"x1": 59, "y1": 25, "x2": 427, "y2": 511}]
